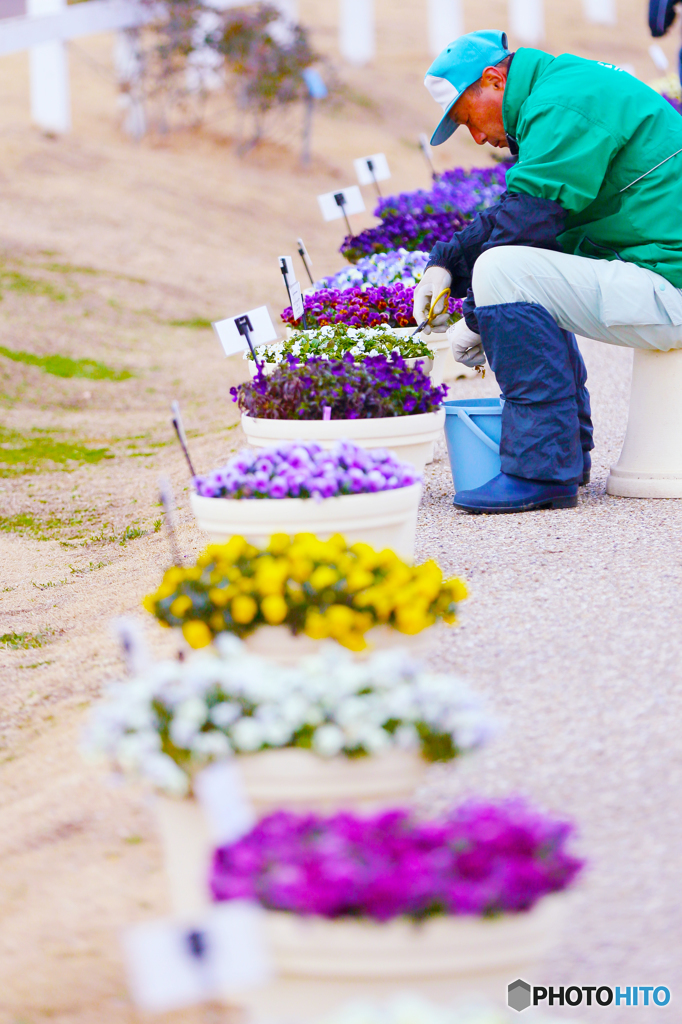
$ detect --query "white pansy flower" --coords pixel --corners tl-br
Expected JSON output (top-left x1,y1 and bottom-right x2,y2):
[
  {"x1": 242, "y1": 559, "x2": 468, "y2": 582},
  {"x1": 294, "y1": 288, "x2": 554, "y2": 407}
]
[
  {"x1": 82, "y1": 634, "x2": 493, "y2": 794},
  {"x1": 191, "y1": 731, "x2": 232, "y2": 758},
  {"x1": 230, "y1": 717, "x2": 265, "y2": 752},
  {"x1": 210, "y1": 701, "x2": 242, "y2": 728},
  {"x1": 312, "y1": 723, "x2": 345, "y2": 757}
]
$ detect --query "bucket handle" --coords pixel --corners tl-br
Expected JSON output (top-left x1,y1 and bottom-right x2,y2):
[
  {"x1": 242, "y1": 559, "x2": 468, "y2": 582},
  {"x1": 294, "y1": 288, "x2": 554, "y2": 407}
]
[{"x1": 453, "y1": 409, "x2": 500, "y2": 455}]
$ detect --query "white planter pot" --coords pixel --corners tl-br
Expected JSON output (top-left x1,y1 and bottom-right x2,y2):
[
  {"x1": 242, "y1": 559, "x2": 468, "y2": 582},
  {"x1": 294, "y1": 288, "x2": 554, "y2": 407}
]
[
  {"x1": 241, "y1": 624, "x2": 437, "y2": 666},
  {"x1": 393, "y1": 325, "x2": 482, "y2": 383},
  {"x1": 235, "y1": 897, "x2": 568, "y2": 1021},
  {"x1": 237, "y1": 746, "x2": 428, "y2": 815},
  {"x1": 241, "y1": 409, "x2": 446, "y2": 474},
  {"x1": 390, "y1": 325, "x2": 449, "y2": 386},
  {"x1": 189, "y1": 483, "x2": 422, "y2": 561}
]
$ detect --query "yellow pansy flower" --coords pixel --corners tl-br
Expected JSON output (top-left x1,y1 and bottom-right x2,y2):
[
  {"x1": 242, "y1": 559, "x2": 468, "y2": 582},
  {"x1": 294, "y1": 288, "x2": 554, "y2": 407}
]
[
  {"x1": 261, "y1": 594, "x2": 288, "y2": 624},
  {"x1": 310, "y1": 565, "x2": 338, "y2": 590},
  {"x1": 231, "y1": 594, "x2": 258, "y2": 624},
  {"x1": 182, "y1": 620, "x2": 212, "y2": 648},
  {"x1": 170, "y1": 594, "x2": 193, "y2": 617}
]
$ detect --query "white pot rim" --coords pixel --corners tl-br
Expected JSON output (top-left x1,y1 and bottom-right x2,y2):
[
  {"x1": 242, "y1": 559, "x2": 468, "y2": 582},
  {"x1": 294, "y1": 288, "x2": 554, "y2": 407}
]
[
  {"x1": 241, "y1": 408, "x2": 445, "y2": 440},
  {"x1": 263, "y1": 894, "x2": 568, "y2": 979},
  {"x1": 191, "y1": 482, "x2": 421, "y2": 511}
]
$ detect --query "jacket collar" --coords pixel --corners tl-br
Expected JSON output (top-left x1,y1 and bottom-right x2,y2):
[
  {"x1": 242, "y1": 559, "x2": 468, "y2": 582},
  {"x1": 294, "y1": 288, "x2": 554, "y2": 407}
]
[{"x1": 503, "y1": 47, "x2": 555, "y2": 139}]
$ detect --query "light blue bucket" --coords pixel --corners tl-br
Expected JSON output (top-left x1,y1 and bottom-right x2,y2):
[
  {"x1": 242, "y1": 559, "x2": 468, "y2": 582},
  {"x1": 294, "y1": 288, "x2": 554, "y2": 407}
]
[{"x1": 444, "y1": 398, "x2": 503, "y2": 494}]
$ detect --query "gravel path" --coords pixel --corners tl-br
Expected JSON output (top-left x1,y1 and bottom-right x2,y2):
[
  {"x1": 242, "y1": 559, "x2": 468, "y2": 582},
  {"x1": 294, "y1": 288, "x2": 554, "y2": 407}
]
[{"x1": 416, "y1": 339, "x2": 682, "y2": 1021}]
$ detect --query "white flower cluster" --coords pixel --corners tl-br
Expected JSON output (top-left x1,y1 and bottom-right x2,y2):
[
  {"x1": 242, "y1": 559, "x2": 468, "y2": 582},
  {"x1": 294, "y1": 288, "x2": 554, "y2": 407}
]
[
  {"x1": 313, "y1": 249, "x2": 431, "y2": 293},
  {"x1": 82, "y1": 637, "x2": 493, "y2": 796},
  {"x1": 245, "y1": 325, "x2": 422, "y2": 365}
]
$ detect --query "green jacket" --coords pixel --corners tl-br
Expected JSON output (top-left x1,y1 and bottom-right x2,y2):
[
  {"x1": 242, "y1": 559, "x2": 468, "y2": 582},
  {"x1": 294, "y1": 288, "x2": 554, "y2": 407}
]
[{"x1": 503, "y1": 48, "x2": 682, "y2": 286}]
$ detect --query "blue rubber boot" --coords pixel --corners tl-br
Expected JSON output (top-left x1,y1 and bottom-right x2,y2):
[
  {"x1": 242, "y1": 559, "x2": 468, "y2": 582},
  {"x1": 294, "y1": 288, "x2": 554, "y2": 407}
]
[
  {"x1": 476, "y1": 302, "x2": 584, "y2": 485},
  {"x1": 453, "y1": 472, "x2": 578, "y2": 513}
]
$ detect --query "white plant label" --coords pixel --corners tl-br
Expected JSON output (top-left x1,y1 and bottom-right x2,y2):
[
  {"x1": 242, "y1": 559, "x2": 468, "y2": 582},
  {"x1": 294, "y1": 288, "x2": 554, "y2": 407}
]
[
  {"x1": 289, "y1": 280, "x2": 304, "y2": 321},
  {"x1": 212, "y1": 306, "x2": 277, "y2": 357},
  {"x1": 278, "y1": 254, "x2": 297, "y2": 288},
  {"x1": 317, "y1": 185, "x2": 365, "y2": 221},
  {"x1": 194, "y1": 760, "x2": 255, "y2": 846},
  {"x1": 354, "y1": 152, "x2": 391, "y2": 186},
  {"x1": 123, "y1": 903, "x2": 271, "y2": 1012}
]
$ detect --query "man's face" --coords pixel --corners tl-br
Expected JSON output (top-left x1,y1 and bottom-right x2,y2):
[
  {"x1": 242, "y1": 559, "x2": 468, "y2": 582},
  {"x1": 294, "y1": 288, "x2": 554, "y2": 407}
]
[{"x1": 449, "y1": 64, "x2": 508, "y2": 148}]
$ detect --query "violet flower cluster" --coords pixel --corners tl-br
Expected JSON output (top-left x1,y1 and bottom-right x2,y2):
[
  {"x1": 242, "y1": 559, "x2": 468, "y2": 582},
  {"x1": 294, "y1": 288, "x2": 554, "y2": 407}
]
[
  {"x1": 231, "y1": 352, "x2": 448, "y2": 420},
  {"x1": 194, "y1": 441, "x2": 421, "y2": 500},
  {"x1": 663, "y1": 92, "x2": 682, "y2": 114},
  {"x1": 313, "y1": 250, "x2": 430, "y2": 293},
  {"x1": 341, "y1": 165, "x2": 508, "y2": 263},
  {"x1": 282, "y1": 282, "x2": 463, "y2": 329},
  {"x1": 210, "y1": 800, "x2": 583, "y2": 921}
]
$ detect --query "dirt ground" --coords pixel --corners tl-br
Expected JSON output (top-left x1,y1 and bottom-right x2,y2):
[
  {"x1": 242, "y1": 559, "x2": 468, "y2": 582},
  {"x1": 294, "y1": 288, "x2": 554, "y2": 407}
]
[{"x1": 1, "y1": 2, "x2": 681, "y2": 1022}]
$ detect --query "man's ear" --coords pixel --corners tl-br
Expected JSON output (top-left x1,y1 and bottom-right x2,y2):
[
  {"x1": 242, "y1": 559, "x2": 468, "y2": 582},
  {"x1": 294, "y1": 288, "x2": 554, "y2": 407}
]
[{"x1": 480, "y1": 65, "x2": 506, "y2": 90}]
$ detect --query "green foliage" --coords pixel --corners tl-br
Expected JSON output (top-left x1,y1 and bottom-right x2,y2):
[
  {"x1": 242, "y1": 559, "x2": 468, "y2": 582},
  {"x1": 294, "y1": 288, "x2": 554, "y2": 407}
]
[
  {"x1": 168, "y1": 317, "x2": 213, "y2": 329},
  {"x1": 0, "y1": 512, "x2": 66, "y2": 539},
  {"x1": 0, "y1": 630, "x2": 51, "y2": 650},
  {"x1": 416, "y1": 722, "x2": 458, "y2": 762},
  {"x1": 0, "y1": 425, "x2": 111, "y2": 476},
  {"x1": 0, "y1": 345, "x2": 132, "y2": 381},
  {"x1": 0, "y1": 269, "x2": 66, "y2": 301},
  {"x1": 86, "y1": 521, "x2": 149, "y2": 546}
]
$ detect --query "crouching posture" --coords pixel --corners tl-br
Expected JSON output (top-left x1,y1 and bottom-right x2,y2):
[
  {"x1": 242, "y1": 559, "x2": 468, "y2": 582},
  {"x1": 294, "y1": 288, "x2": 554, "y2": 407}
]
[{"x1": 415, "y1": 31, "x2": 682, "y2": 513}]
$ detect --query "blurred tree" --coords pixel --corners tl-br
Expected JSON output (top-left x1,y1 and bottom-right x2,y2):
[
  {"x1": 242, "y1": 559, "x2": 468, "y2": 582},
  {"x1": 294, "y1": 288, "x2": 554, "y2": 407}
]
[{"x1": 210, "y1": 3, "x2": 319, "y2": 153}]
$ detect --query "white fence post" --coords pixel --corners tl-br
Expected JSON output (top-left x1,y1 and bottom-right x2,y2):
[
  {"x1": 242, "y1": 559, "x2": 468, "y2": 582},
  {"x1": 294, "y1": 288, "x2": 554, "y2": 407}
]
[
  {"x1": 114, "y1": 26, "x2": 145, "y2": 138},
  {"x1": 508, "y1": 0, "x2": 544, "y2": 44},
  {"x1": 27, "y1": 0, "x2": 70, "y2": 133},
  {"x1": 427, "y1": 0, "x2": 463, "y2": 57},
  {"x1": 582, "y1": 0, "x2": 617, "y2": 25},
  {"x1": 339, "y1": 0, "x2": 374, "y2": 65}
]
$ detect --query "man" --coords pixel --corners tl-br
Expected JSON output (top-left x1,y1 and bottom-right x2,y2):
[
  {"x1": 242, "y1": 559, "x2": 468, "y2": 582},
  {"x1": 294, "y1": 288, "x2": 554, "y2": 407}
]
[
  {"x1": 414, "y1": 30, "x2": 682, "y2": 513},
  {"x1": 649, "y1": 0, "x2": 682, "y2": 85}
]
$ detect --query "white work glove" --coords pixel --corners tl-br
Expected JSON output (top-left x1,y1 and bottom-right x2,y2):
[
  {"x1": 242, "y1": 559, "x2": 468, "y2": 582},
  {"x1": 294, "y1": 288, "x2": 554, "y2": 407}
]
[
  {"x1": 412, "y1": 266, "x2": 452, "y2": 335},
  {"x1": 448, "y1": 317, "x2": 486, "y2": 368}
]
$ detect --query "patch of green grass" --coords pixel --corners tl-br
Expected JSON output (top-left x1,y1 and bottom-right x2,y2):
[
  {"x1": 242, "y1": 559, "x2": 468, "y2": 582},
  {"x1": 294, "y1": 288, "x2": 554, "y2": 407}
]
[
  {"x1": 42, "y1": 262, "x2": 100, "y2": 276},
  {"x1": 119, "y1": 524, "x2": 146, "y2": 544},
  {"x1": 18, "y1": 660, "x2": 53, "y2": 669},
  {"x1": 42, "y1": 261, "x2": 148, "y2": 285},
  {"x1": 85, "y1": 521, "x2": 148, "y2": 546},
  {"x1": 0, "y1": 630, "x2": 51, "y2": 650},
  {"x1": 168, "y1": 317, "x2": 213, "y2": 329},
  {"x1": 69, "y1": 561, "x2": 106, "y2": 574},
  {"x1": 0, "y1": 511, "x2": 66, "y2": 538},
  {"x1": 0, "y1": 425, "x2": 111, "y2": 476},
  {"x1": 0, "y1": 345, "x2": 132, "y2": 381},
  {"x1": 123, "y1": 835, "x2": 143, "y2": 845},
  {"x1": 0, "y1": 270, "x2": 66, "y2": 301}
]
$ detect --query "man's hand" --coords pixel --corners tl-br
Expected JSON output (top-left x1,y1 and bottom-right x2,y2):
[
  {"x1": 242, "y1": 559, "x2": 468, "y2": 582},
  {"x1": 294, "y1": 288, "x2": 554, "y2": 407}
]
[
  {"x1": 448, "y1": 317, "x2": 486, "y2": 367},
  {"x1": 412, "y1": 266, "x2": 452, "y2": 334}
]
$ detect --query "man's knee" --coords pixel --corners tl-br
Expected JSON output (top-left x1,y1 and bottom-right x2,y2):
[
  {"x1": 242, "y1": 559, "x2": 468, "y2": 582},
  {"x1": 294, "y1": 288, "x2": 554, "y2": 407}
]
[{"x1": 472, "y1": 245, "x2": 542, "y2": 307}]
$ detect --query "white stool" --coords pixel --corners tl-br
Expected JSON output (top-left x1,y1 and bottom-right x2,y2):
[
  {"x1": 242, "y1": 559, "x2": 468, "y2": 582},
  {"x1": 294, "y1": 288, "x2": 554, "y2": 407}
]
[{"x1": 607, "y1": 348, "x2": 682, "y2": 497}]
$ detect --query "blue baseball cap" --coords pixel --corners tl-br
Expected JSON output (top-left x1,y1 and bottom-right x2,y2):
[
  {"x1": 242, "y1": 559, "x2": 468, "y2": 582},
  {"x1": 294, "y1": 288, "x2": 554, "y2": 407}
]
[{"x1": 425, "y1": 30, "x2": 510, "y2": 146}]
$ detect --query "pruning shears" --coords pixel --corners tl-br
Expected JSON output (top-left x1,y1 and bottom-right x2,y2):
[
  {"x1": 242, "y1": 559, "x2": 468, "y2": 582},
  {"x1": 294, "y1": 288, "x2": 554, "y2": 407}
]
[
  {"x1": 411, "y1": 287, "x2": 451, "y2": 337},
  {"x1": 413, "y1": 289, "x2": 486, "y2": 378}
]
